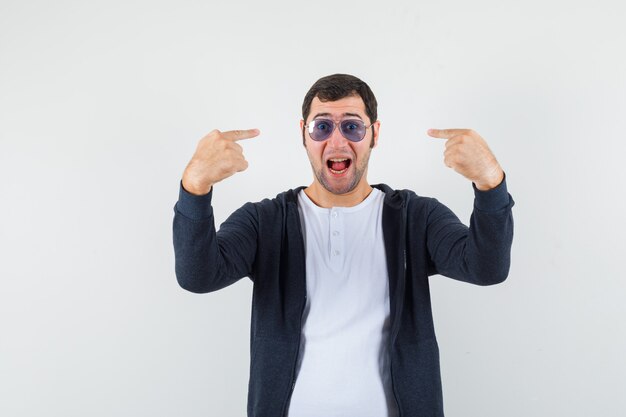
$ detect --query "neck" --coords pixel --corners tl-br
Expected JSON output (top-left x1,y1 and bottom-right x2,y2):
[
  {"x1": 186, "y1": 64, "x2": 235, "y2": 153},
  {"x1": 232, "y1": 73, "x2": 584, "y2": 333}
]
[{"x1": 304, "y1": 179, "x2": 373, "y2": 208}]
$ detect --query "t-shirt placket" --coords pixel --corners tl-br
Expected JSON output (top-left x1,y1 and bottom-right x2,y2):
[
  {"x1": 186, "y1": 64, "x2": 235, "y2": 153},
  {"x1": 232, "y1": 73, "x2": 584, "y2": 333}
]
[{"x1": 329, "y1": 208, "x2": 345, "y2": 271}]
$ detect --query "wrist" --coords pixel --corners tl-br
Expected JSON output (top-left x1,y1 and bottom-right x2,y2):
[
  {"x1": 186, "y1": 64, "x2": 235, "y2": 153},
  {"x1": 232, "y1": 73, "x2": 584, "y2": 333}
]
[
  {"x1": 182, "y1": 175, "x2": 213, "y2": 196},
  {"x1": 474, "y1": 168, "x2": 504, "y2": 191}
]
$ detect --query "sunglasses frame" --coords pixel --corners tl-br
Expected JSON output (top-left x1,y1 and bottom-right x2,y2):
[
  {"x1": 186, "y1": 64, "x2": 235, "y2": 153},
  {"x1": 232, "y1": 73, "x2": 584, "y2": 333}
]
[{"x1": 304, "y1": 118, "x2": 375, "y2": 142}]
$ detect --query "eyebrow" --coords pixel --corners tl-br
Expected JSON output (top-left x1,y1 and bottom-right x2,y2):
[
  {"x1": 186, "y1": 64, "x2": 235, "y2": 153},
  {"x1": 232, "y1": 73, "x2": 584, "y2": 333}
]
[{"x1": 312, "y1": 112, "x2": 363, "y2": 120}]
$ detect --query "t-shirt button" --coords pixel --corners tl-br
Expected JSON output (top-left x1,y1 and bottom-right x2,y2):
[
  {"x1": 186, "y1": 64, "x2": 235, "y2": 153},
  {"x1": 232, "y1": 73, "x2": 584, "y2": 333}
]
[
  {"x1": 332, "y1": 230, "x2": 339, "y2": 236},
  {"x1": 334, "y1": 250, "x2": 340, "y2": 256},
  {"x1": 332, "y1": 211, "x2": 338, "y2": 218}
]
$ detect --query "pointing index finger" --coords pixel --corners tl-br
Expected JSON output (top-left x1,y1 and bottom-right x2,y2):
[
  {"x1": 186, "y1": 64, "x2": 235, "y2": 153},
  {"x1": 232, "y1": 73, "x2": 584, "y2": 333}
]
[
  {"x1": 222, "y1": 129, "x2": 260, "y2": 141},
  {"x1": 427, "y1": 128, "x2": 470, "y2": 139}
]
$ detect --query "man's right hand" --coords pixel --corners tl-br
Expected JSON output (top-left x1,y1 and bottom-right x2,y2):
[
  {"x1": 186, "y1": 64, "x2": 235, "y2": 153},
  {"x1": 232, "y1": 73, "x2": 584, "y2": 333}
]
[{"x1": 182, "y1": 128, "x2": 260, "y2": 196}]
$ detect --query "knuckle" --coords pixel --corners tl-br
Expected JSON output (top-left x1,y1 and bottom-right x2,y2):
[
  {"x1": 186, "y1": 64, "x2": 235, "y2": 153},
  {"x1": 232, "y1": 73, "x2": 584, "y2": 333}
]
[{"x1": 202, "y1": 130, "x2": 220, "y2": 145}]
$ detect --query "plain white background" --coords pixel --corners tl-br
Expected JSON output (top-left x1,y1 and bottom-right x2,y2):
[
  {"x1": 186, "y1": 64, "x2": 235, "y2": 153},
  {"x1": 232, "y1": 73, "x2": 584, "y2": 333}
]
[{"x1": 1, "y1": 0, "x2": 625, "y2": 416}]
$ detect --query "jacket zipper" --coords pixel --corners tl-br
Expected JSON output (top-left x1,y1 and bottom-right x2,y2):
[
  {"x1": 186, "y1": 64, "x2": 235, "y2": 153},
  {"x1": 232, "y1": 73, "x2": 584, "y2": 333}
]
[
  {"x1": 281, "y1": 290, "x2": 306, "y2": 417},
  {"x1": 388, "y1": 199, "x2": 407, "y2": 416},
  {"x1": 280, "y1": 198, "x2": 307, "y2": 417}
]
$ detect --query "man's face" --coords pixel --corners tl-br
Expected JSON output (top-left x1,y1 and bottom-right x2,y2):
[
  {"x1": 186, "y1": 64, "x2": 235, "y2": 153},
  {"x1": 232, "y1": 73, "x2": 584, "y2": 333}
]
[{"x1": 300, "y1": 95, "x2": 380, "y2": 195}]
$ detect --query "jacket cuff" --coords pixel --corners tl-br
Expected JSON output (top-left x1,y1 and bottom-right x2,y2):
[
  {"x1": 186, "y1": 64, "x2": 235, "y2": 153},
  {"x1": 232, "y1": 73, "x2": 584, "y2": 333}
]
[
  {"x1": 472, "y1": 173, "x2": 511, "y2": 212},
  {"x1": 175, "y1": 180, "x2": 214, "y2": 220}
]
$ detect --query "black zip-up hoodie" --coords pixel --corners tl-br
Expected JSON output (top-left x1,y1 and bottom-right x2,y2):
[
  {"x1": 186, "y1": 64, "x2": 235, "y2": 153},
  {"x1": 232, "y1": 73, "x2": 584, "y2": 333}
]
[{"x1": 173, "y1": 178, "x2": 514, "y2": 417}]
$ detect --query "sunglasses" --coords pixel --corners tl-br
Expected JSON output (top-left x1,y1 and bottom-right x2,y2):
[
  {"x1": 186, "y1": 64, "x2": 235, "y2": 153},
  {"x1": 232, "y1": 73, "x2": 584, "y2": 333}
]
[{"x1": 305, "y1": 118, "x2": 374, "y2": 142}]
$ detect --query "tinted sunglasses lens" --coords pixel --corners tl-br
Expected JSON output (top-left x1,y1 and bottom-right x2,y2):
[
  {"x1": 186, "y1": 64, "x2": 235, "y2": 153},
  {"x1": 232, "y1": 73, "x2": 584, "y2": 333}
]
[
  {"x1": 340, "y1": 120, "x2": 366, "y2": 142},
  {"x1": 309, "y1": 119, "x2": 334, "y2": 141}
]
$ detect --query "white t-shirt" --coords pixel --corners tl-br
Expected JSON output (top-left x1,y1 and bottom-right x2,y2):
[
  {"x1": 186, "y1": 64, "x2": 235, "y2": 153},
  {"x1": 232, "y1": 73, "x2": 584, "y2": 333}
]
[{"x1": 287, "y1": 188, "x2": 399, "y2": 417}]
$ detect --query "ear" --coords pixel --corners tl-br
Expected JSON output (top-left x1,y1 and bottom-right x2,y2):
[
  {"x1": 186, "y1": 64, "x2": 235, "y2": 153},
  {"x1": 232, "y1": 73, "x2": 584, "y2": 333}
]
[
  {"x1": 300, "y1": 119, "x2": 306, "y2": 147},
  {"x1": 371, "y1": 120, "x2": 381, "y2": 149}
]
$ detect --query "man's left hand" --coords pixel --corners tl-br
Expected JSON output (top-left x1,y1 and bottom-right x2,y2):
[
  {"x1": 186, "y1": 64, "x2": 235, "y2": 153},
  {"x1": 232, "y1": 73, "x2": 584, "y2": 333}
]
[{"x1": 427, "y1": 128, "x2": 504, "y2": 191}]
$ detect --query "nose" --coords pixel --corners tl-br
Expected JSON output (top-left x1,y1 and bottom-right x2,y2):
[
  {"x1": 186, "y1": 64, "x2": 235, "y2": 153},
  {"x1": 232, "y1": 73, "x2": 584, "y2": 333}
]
[{"x1": 327, "y1": 123, "x2": 349, "y2": 148}]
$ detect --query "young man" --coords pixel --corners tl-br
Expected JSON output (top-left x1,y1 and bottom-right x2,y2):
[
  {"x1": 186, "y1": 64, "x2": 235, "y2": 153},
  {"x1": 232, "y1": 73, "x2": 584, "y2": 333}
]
[{"x1": 173, "y1": 74, "x2": 514, "y2": 417}]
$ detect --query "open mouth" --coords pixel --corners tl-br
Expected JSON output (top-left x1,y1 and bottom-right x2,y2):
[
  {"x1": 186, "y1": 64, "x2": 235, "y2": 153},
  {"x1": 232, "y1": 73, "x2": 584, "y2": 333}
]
[{"x1": 327, "y1": 158, "x2": 352, "y2": 175}]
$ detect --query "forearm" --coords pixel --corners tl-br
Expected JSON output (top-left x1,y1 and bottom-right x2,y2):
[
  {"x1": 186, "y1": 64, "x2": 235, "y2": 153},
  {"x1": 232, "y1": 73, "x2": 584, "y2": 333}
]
[
  {"x1": 173, "y1": 183, "x2": 224, "y2": 293},
  {"x1": 464, "y1": 179, "x2": 515, "y2": 284},
  {"x1": 427, "y1": 175, "x2": 515, "y2": 285},
  {"x1": 172, "y1": 182, "x2": 256, "y2": 293}
]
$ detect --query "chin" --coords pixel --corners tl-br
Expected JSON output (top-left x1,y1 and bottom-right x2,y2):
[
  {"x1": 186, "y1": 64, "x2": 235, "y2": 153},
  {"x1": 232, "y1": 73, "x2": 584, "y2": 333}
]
[{"x1": 319, "y1": 172, "x2": 361, "y2": 195}]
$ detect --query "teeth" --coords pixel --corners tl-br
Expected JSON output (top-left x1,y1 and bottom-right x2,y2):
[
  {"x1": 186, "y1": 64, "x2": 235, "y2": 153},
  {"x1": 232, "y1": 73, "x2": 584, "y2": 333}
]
[{"x1": 329, "y1": 158, "x2": 348, "y2": 162}]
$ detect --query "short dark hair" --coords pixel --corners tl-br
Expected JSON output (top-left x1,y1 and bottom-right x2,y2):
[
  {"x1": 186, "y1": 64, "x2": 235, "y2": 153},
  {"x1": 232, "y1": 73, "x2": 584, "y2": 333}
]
[{"x1": 302, "y1": 73, "x2": 378, "y2": 123}]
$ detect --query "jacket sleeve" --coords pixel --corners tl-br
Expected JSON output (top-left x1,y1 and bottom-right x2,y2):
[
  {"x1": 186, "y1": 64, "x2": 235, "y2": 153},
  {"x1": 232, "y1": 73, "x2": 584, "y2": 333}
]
[
  {"x1": 425, "y1": 175, "x2": 515, "y2": 285},
  {"x1": 172, "y1": 182, "x2": 258, "y2": 293}
]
